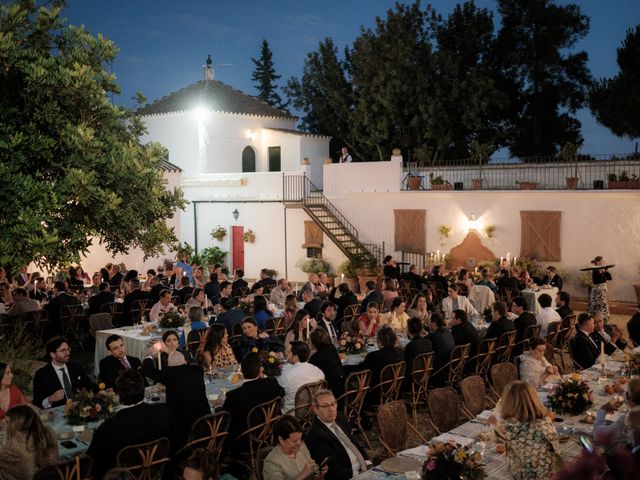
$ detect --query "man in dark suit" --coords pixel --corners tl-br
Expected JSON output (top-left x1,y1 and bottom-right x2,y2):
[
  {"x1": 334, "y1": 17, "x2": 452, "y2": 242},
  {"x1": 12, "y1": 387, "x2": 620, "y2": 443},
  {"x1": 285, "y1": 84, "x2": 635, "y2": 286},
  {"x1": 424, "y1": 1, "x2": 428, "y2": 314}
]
[
  {"x1": 555, "y1": 291, "x2": 573, "y2": 319},
  {"x1": 426, "y1": 265, "x2": 448, "y2": 294},
  {"x1": 173, "y1": 276, "x2": 194, "y2": 305},
  {"x1": 359, "y1": 280, "x2": 383, "y2": 314},
  {"x1": 305, "y1": 389, "x2": 369, "y2": 480},
  {"x1": 591, "y1": 313, "x2": 623, "y2": 355},
  {"x1": 222, "y1": 352, "x2": 284, "y2": 457},
  {"x1": 485, "y1": 302, "x2": 516, "y2": 341},
  {"x1": 45, "y1": 281, "x2": 80, "y2": 337},
  {"x1": 428, "y1": 313, "x2": 455, "y2": 369},
  {"x1": 316, "y1": 301, "x2": 340, "y2": 344},
  {"x1": 120, "y1": 278, "x2": 152, "y2": 325},
  {"x1": 450, "y1": 309, "x2": 480, "y2": 355},
  {"x1": 87, "y1": 369, "x2": 177, "y2": 478},
  {"x1": 231, "y1": 269, "x2": 248, "y2": 296},
  {"x1": 538, "y1": 266, "x2": 563, "y2": 291},
  {"x1": 148, "y1": 276, "x2": 164, "y2": 304},
  {"x1": 401, "y1": 264, "x2": 424, "y2": 290},
  {"x1": 329, "y1": 283, "x2": 358, "y2": 329},
  {"x1": 250, "y1": 268, "x2": 276, "y2": 293},
  {"x1": 215, "y1": 296, "x2": 245, "y2": 332},
  {"x1": 109, "y1": 264, "x2": 123, "y2": 290},
  {"x1": 32, "y1": 337, "x2": 97, "y2": 408},
  {"x1": 403, "y1": 317, "x2": 432, "y2": 391},
  {"x1": 497, "y1": 268, "x2": 520, "y2": 292},
  {"x1": 302, "y1": 289, "x2": 323, "y2": 320},
  {"x1": 308, "y1": 328, "x2": 345, "y2": 397},
  {"x1": 628, "y1": 305, "x2": 640, "y2": 347},
  {"x1": 98, "y1": 334, "x2": 142, "y2": 391},
  {"x1": 89, "y1": 282, "x2": 115, "y2": 316},
  {"x1": 512, "y1": 297, "x2": 537, "y2": 342},
  {"x1": 570, "y1": 313, "x2": 599, "y2": 369}
]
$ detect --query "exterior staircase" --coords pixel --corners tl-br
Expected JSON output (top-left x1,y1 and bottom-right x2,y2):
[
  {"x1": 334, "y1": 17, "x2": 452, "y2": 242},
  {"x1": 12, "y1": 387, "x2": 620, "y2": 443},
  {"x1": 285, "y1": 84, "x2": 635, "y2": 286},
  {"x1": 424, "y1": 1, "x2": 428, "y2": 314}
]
[{"x1": 283, "y1": 174, "x2": 383, "y2": 267}]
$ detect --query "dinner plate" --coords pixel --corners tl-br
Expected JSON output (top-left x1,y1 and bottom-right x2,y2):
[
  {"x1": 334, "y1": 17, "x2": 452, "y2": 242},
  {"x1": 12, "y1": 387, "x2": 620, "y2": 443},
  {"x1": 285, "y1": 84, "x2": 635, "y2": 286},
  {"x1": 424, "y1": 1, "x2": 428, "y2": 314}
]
[
  {"x1": 57, "y1": 431, "x2": 75, "y2": 440},
  {"x1": 379, "y1": 456, "x2": 422, "y2": 473}
]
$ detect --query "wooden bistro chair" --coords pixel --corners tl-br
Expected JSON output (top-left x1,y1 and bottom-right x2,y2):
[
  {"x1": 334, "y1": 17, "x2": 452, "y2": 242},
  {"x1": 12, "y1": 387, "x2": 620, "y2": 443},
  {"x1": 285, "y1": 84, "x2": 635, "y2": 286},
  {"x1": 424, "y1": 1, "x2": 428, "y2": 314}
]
[
  {"x1": 513, "y1": 324, "x2": 541, "y2": 358},
  {"x1": 405, "y1": 352, "x2": 434, "y2": 428},
  {"x1": 130, "y1": 299, "x2": 152, "y2": 326},
  {"x1": 20, "y1": 309, "x2": 49, "y2": 345},
  {"x1": 231, "y1": 322, "x2": 244, "y2": 342},
  {"x1": 286, "y1": 379, "x2": 327, "y2": 430},
  {"x1": 264, "y1": 317, "x2": 285, "y2": 337},
  {"x1": 186, "y1": 327, "x2": 209, "y2": 355},
  {"x1": 59, "y1": 304, "x2": 86, "y2": 351},
  {"x1": 466, "y1": 338, "x2": 496, "y2": 381},
  {"x1": 498, "y1": 287, "x2": 519, "y2": 304},
  {"x1": 33, "y1": 454, "x2": 93, "y2": 480},
  {"x1": 430, "y1": 344, "x2": 470, "y2": 388},
  {"x1": 460, "y1": 375, "x2": 487, "y2": 419},
  {"x1": 343, "y1": 303, "x2": 361, "y2": 319},
  {"x1": 494, "y1": 330, "x2": 517, "y2": 364},
  {"x1": 427, "y1": 387, "x2": 461, "y2": 434},
  {"x1": 116, "y1": 437, "x2": 171, "y2": 480},
  {"x1": 545, "y1": 321, "x2": 562, "y2": 365},
  {"x1": 362, "y1": 362, "x2": 405, "y2": 447},
  {"x1": 102, "y1": 301, "x2": 123, "y2": 327},
  {"x1": 235, "y1": 397, "x2": 282, "y2": 473},
  {"x1": 555, "y1": 315, "x2": 577, "y2": 373},
  {"x1": 377, "y1": 400, "x2": 426, "y2": 458},
  {"x1": 89, "y1": 313, "x2": 113, "y2": 337},
  {"x1": 337, "y1": 369, "x2": 372, "y2": 449},
  {"x1": 489, "y1": 362, "x2": 518, "y2": 402}
]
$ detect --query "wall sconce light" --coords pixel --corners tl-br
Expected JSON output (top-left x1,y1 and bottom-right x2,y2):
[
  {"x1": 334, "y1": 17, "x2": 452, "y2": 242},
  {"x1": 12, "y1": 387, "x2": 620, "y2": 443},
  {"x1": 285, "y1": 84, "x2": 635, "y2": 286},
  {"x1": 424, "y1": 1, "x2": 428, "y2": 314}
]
[
  {"x1": 467, "y1": 213, "x2": 478, "y2": 231},
  {"x1": 247, "y1": 129, "x2": 256, "y2": 141},
  {"x1": 232, "y1": 209, "x2": 239, "y2": 221}
]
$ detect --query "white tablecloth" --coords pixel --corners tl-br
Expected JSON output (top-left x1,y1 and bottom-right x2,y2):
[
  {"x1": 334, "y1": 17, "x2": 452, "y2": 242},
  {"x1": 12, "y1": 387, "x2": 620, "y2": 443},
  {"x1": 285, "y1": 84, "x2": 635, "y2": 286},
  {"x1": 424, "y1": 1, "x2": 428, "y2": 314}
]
[{"x1": 521, "y1": 287, "x2": 558, "y2": 314}]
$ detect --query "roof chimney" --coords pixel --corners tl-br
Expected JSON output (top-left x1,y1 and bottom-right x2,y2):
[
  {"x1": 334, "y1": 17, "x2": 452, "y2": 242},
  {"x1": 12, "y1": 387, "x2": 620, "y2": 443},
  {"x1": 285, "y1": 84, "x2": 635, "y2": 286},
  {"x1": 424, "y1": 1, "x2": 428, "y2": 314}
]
[{"x1": 204, "y1": 54, "x2": 214, "y2": 81}]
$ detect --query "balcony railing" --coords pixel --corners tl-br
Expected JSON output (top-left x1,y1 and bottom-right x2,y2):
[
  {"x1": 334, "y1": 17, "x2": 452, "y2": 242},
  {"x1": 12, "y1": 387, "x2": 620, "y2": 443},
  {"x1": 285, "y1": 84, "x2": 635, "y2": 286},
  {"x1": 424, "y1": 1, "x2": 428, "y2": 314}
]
[{"x1": 402, "y1": 153, "x2": 640, "y2": 190}]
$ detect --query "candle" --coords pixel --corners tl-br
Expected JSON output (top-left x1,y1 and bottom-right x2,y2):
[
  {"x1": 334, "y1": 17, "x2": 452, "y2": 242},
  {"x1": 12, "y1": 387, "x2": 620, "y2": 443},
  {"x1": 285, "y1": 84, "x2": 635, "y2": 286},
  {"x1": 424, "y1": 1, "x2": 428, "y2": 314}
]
[
  {"x1": 507, "y1": 252, "x2": 511, "y2": 262},
  {"x1": 157, "y1": 343, "x2": 162, "y2": 371},
  {"x1": 513, "y1": 256, "x2": 517, "y2": 266},
  {"x1": 341, "y1": 273, "x2": 345, "y2": 283},
  {"x1": 436, "y1": 249, "x2": 440, "y2": 258},
  {"x1": 600, "y1": 341, "x2": 605, "y2": 365},
  {"x1": 306, "y1": 318, "x2": 310, "y2": 340},
  {"x1": 500, "y1": 257, "x2": 504, "y2": 264}
]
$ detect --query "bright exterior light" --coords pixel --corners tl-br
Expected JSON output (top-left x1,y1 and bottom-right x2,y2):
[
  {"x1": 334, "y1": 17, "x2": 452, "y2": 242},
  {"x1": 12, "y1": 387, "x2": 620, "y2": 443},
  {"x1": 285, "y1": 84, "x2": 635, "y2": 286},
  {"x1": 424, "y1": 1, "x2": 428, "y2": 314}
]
[
  {"x1": 467, "y1": 213, "x2": 478, "y2": 231},
  {"x1": 194, "y1": 106, "x2": 208, "y2": 122}
]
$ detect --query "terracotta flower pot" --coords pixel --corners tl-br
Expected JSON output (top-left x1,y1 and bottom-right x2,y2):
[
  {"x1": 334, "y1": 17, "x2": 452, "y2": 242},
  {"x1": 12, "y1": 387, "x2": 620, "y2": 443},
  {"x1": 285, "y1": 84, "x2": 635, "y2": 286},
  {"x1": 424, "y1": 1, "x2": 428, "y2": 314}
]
[
  {"x1": 566, "y1": 177, "x2": 578, "y2": 189},
  {"x1": 609, "y1": 180, "x2": 640, "y2": 189},
  {"x1": 518, "y1": 182, "x2": 539, "y2": 190},
  {"x1": 431, "y1": 183, "x2": 453, "y2": 191},
  {"x1": 472, "y1": 178, "x2": 483, "y2": 190},
  {"x1": 407, "y1": 176, "x2": 422, "y2": 190}
]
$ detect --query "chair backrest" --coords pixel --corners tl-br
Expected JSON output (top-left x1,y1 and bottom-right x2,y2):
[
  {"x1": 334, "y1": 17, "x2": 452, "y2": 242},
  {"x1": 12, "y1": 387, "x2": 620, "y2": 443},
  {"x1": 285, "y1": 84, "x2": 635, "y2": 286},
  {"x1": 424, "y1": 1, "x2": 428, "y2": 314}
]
[
  {"x1": 410, "y1": 351, "x2": 434, "y2": 398},
  {"x1": 340, "y1": 317, "x2": 356, "y2": 335},
  {"x1": 372, "y1": 361, "x2": 405, "y2": 405},
  {"x1": 469, "y1": 338, "x2": 496, "y2": 378},
  {"x1": 89, "y1": 313, "x2": 113, "y2": 336},
  {"x1": 499, "y1": 287, "x2": 518, "y2": 303},
  {"x1": 231, "y1": 322, "x2": 244, "y2": 341},
  {"x1": 344, "y1": 303, "x2": 361, "y2": 318},
  {"x1": 189, "y1": 411, "x2": 231, "y2": 454},
  {"x1": 376, "y1": 400, "x2": 408, "y2": 456},
  {"x1": 264, "y1": 317, "x2": 285, "y2": 337},
  {"x1": 340, "y1": 369, "x2": 371, "y2": 419},
  {"x1": 255, "y1": 446, "x2": 275, "y2": 480},
  {"x1": 524, "y1": 324, "x2": 541, "y2": 340},
  {"x1": 490, "y1": 362, "x2": 518, "y2": 397},
  {"x1": 495, "y1": 330, "x2": 517, "y2": 362},
  {"x1": 460, "y1": 375, "x2": 486, "y2": 418},
  {"x1": 514, "y1": 324, "x2": 542, "y2": 357},
  {"x1": 186, "y1": 327, "x2": 208, "y2": 353},
  {"x1": 242, "y1": 397, "x2": 282, "y2": 463},
  {"x1": 130, "y1": 299, "x2": 151, "y2": 325},
  {"x1": 116, "y1": 437, "x2": 170, "y2": 480},
  {"x1": 449, "y1": 343, "x2": 470, "y2": 381},
  {"x1": 33, "y1": 455, "x2": 93, "y2": 480},
  {"x1": 292, "y1": 379, "x2": 327, "y2": 428},
  {"x1": 427, "y1": 387, "x2": 460, "y2": 433},
  {"x1": 567, "y1": 339, "x2": 584, "y2": 371}
]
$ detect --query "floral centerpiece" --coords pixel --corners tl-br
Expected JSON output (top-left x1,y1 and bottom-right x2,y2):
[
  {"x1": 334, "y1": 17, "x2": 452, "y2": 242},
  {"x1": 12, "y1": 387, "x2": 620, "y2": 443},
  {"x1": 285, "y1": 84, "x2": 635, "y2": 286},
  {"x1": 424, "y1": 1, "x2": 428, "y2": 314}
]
[
  {"x1": 546, "y1": 373, "x2": 593, "y2": 415},
  {"x1": 338, "y1": 332, "x2": 367, "y2": 355},
  {"x1": 158, "y1": 307, "x2": 185, "y2": 329},
  {"x1": 627, "y1": 351, "x2": 640, "y2": 376},
  {"x1": 256, "y1": 349, "x2": 283, "y2": 377},
  {"x1": 64, "y1": 385, "x2": 119, "y2": 425},
  {"x1": 422, "y1": 442, "x2": 486, "y2": 480}
]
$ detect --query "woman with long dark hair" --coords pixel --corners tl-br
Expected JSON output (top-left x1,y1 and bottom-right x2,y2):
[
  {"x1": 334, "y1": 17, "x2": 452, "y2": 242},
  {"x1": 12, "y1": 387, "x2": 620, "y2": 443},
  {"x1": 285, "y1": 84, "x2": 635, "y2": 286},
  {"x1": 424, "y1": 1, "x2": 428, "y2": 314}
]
[
  {"x1": 284, "y1": 309, "x2": 316, "y2": 351},
  {"x1": 199, "y1": 324, "x2": 237, "y2": 369},
  {"x1": 253, "y1": 294, "x2": 273, "y2": 330}
]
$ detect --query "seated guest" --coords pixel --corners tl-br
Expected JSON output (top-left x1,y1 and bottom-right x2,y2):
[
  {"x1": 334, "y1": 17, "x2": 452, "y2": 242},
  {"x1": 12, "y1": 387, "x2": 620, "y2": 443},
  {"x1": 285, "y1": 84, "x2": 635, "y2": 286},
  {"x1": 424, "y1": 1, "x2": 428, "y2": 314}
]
[
  {"x1": 426, "y1": 265, "x2": 448, "y2": 293},
  {"x1": 518, "y1": 337, "x2": 560, "y2": 388},
  {"x1": 302, "y1": 289, "x2": 322, "y2": 320},
  {"x1": 175, "y1": 276, "x2": 194, "y2": 305},
  {"x1": 142, "y1": 330, "x2": 192, "y2": 378},
  {"x1": 381, "y1": 277, "x2": 399, "y2": 310},
  {"x1": 555, "y1": 291, "x2": 573, "y2": 319},
  {"x1": 30, "y1": 277, "x2": 49, "y2": 302},
  {"x1": 517, "y1": 270, "x2": 534, "y2": 291},
  {"x1": 222, "y1": 352, "x2": 285, "y2": 457},
  {"x1": 317, "y1": 272, "x2": 332, "y2": 298},
  {"x1": 538, "y1": 265, "x2": 563, "y2": 291},
  {"x1": 0, "y1": 363, "x2": 27, "y2": 418},
  {"x1": 449, "y1": 309, "x2": 480, "y2": 356},
  {"x1": 214, "y1": 297, "x2": 244, "y2": 333},
  {"x1": 493, "y1": 381, "x2": 561, "y2": 480},
  {"x1": 536, "y1": 293, "x2": 561, "y2": 336},
  {"x1": 570, "y1": 313, "x2": 599, "y2": 369},
  {"x1": 496, "y1": 267, "x2": 520, "y2": 292},
  {"x1": 6, "y1": 288, "x2": 39, "y2": 317},
  {"x1": 32, "y1": 337, "x2": 97, "y2": 408},
  {"x1": 359, "y1": 280, "x2": 383, "y2": 314},
  {"x1": 403, "y1": 317, "x2": 432, "y2": 391},
  {"x1": 476, "y1": 268, "x2": 498, "y2": 293},
  {"x1": 594, "y1": 379, "x2": 640, "y2": 451},
  {"x1": 193, "y1": 265, "x2": 207, "y2": 289},
  {"x1": 199, "y1": 323, "x2": 237, "y2": 370},
  {"x1": 182, "y1": 448, "x2": 219, "y2": 480},
  {"x1": 204, "y1": 272, "x2": 220, "y2": 305},
  {"x1": 278, "y1": 342, "x2": 325, "y2": 413},
  {"x1": 185, "y1": 287, "x2": 213, "y2": 314},
  {"x1": 306, "y1": 389, "x2": 369, "y2": 480},
  {"x1": 284, "y1": 310, "x2": 316, "y2": 352},
  {"x1": 441, "y1": 284, "x2": 478, "y2": 321},
  {"x1": 263, "y1": 415, "x2": 326, "y2": 480},
  {"x1": 329, "y1": 283, "x2": 359, "y2": 327},
  {"x1": 346, "y1": 326, "x2": 403, "y2": 406},
  {"x1": 591, "y1": 312, "x2": 624, "y2": 355},
  {"x1": 87, "y1": 369, "x2": 177, "y2": 478},
  {"x1": 317, "y1": 301, "x2": 339, "y2": 344},
  {"x1": 0, "y1": 405, "x2": 57, "y2": 477},
  {"x1": 232, "y1": 317, "x2": 284, "y2": 360},
  {"x1": 485, "y1": 301, "x2": 515, "y2": 341},
  {"x1": 180, "y1": 305, "x2": 209, "y2": 347},
  {"x1": 407, "y1": 292, "x2": 433, "y2": 325},
  {"x1": 253, "y1": 294, "x2": 273, "y2": 331},
  {"x1": 309, "y1": 328, "x2": 345, "y2": 397},
  {"x1": 89, "y1": 282, "x2": 115, "y2": 316},
  {"x1": 380, "y1": 297, "x2": 409, "y2": 333},
  {"x1": 282, "y1": 293, "x2": 300, "y2": 330},
  {"x1": 628, "y1": 305, "x2": 640, "y2": 347},
  {"x1": 120, "y1": 278, "x2": 152, "y2": 326},
  {"x1": 270, "y1": 278, "x2": 291, "y2": 308},
  {"x1": 149, "y1": 289, "x2": 174, "y2": 323},
  {"x1": 401, "y1": 264, "x2": 424, "y2": 290},
  {"x1": 231, "y1": 268, "x2": 248, "y2": 296},
  {"x1": 98, "y1": 334, "x2": 142, "y2": 391},
  {"x1": 428, "y1": 313, "x2": 455, "y2": 383},
  {"x1": 511, "y1": 297, "x2": 537, "y2": 342},
  {"x1": 298, "y1": 272, "x2": 319, "y2": 300},
  {"x1": 147, "y1": 276, "x2": 163, "y2": 304},
  {"x1": 625, "y1": 411, "x2": 640, "y2": 470},
  {"x1": 251, "y1": 268, "x2": 277, "y2": 293},
  {"x1": 45, "y1": 280, "x2": 80, "y2": 336},
  {"x1": 356, "y1": 302, "x2": 380, "y2": 337}
]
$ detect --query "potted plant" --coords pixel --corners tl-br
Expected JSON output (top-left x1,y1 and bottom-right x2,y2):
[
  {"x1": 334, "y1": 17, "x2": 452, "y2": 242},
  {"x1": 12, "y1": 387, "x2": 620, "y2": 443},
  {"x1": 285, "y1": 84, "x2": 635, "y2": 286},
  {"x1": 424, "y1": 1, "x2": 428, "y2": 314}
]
[
  {"x1": 353, "y1": 253, "x2": 380, "y2": 294},
  {"x1": 470, "y1": 140, "x2": 492, "y2": 190},
  {"x1": 561, "y1": 142, "x2": 579, "y2": 189},
  {"x1": 608, "y1": 171, "x2": 640, "y2": 189},
  {"x1": 429, "y1": 173, "x2": 452, "y2": 190},
  {"x1": 516, "y1": 180, "x2": 540, "y2": 190},
  {"x1": 211, "y1": 226, "x2": 227, "y2": 241},
  {"x1": 438, "y1": 225, "x2": 451, "y2": 246},
  {"x1": 173, "y1": 242, "x2": 194, "y2": 261},
  {"x1": 407, "y1": 174, "x2": 422, "y2": 190},
  {"x1": 484, "y1": 225, "x2": 496, "y2": 239},
  {"x1": 196, "y1": 246, "x2": 227, "y2": 269},
  {"x1": 296, "y1": 258, "x2": 332, "y2": 274},
  {"x1": 243, "y1": 229, "x2": 255, "y2": 243}
]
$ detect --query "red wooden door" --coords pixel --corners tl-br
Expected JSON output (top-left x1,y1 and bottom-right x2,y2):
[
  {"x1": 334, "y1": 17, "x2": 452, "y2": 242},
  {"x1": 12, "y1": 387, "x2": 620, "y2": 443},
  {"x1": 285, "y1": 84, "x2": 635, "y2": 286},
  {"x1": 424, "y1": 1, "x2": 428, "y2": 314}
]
[{"x1": 231, "y1": 226, "x2": 244, "y2": 272}]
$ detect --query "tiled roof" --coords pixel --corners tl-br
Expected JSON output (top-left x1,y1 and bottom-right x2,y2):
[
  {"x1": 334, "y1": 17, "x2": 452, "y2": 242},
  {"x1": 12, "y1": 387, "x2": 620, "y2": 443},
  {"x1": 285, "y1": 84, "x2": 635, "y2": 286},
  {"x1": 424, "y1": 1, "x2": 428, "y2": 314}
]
[
  {"x1": 265, "y1": 127, "x2": 331, "y2": 139},
  {"x1": 137, "y1": 80, "x2": 294, "y2": 119},
  {"x1": 156, "y1": 157, "x2": 182, "y2": 172}
]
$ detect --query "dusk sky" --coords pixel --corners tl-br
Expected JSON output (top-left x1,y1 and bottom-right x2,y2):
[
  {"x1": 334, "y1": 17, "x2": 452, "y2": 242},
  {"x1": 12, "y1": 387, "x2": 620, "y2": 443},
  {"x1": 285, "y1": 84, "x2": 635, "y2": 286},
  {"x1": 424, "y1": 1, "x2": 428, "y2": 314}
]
[{"x1": 62, "y1": 0, "x2": 640, "y2": 155}]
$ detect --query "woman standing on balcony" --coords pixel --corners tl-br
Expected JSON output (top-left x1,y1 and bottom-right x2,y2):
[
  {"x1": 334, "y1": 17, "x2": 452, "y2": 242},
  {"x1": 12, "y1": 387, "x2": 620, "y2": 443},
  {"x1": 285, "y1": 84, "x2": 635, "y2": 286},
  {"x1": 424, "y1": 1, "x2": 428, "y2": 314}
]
[{"x1": 588, "y1": 256, "x2": 613, "y2": 323}]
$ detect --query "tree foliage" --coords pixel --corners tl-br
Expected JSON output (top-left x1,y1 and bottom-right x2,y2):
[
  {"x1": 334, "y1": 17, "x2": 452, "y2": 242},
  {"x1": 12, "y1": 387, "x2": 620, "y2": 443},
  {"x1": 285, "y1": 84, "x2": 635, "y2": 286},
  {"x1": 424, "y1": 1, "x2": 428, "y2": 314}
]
[
  {"x1": 0, "y1": 0, "x2": 185, "y2": 272},
  {"x1": 251, "y1": 39, "x2": 286, "y2": 109},
  {"x1": 589, "y1": 25, "x2": 640, "y2": 138}
]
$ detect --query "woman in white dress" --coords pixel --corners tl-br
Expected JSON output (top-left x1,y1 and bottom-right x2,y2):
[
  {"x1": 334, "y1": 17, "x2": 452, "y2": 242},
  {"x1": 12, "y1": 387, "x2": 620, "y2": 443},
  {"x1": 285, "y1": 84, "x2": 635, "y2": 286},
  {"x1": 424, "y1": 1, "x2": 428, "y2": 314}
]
[{"x1": 518, "y1": 337, "x2": 560, "y2": 388}]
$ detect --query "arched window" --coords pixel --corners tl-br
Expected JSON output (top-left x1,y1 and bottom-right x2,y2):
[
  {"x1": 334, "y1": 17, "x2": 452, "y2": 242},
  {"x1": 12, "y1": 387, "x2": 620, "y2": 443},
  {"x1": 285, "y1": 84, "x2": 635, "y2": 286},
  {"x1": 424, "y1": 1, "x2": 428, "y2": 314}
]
[{"x1": 242, "y1": 146, "x2": 256, "y2": 172}]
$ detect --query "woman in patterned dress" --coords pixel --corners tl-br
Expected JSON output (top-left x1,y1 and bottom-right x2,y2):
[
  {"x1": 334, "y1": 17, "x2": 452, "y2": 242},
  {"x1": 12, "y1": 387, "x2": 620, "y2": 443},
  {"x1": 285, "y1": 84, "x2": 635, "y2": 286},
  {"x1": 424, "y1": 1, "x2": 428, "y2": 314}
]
[
  {"x1": 199, "y1": 323, "x2": 237, "y2": 369},
  {"x1": 494, "y1": 380, "x2": 562, "y2": 479},
  {"x1": 588, "y1": 256, "x2": 612, "y2": 323}
]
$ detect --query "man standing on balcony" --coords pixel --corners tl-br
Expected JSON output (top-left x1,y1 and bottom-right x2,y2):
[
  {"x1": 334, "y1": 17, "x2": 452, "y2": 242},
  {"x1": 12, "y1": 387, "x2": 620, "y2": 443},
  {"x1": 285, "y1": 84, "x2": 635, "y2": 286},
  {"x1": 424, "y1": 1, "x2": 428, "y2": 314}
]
[{"x1": 339, "y1": 147, "x2": 352, "y2": 163}]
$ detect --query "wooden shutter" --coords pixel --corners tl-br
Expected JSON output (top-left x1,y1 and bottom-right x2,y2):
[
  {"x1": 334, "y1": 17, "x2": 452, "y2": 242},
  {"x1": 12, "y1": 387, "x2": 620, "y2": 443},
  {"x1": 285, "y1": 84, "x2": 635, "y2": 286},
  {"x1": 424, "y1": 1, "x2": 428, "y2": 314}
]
[
  {"x1": 394, "y1": 209, "x2": 426, "y2": 253},
  {"x1": 303, "y1": 221, "x2": 323, "y2": 249},
  {"x1": 520, "y1": 211, "x2": 561, "y2": 261}
]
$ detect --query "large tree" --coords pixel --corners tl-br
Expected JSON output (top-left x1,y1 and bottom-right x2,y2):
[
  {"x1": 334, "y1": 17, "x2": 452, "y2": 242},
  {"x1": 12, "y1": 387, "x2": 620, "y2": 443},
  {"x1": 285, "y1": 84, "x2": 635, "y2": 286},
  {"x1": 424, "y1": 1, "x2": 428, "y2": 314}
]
[
  {"x1": 0, "y1": 0, "x2": 185, "y2": 272},
  {"x1": 589, "y1": 25, "x2": 640, "y2": 139},
  {"x1": 251, "y1": 39, "x2": 286, "y2": 109},
  {"x1": 495, "y1": 0, "x2": 592, "y2": 157}
]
